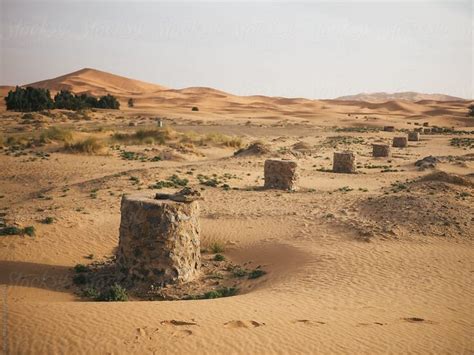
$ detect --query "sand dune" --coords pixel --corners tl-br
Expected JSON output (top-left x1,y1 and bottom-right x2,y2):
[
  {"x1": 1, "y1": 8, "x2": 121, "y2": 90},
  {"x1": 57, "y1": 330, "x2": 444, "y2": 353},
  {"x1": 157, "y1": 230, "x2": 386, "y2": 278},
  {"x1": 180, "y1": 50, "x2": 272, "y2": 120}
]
[
  {"x1": 0, "y1": 68, "x2": 465, "y2": 124},
  {"x1": 336, "y1": 91, "x2": 465, "y2": 102},
  {"x1": 29, "y1": 68, "x2": 168, "y2": 96}
]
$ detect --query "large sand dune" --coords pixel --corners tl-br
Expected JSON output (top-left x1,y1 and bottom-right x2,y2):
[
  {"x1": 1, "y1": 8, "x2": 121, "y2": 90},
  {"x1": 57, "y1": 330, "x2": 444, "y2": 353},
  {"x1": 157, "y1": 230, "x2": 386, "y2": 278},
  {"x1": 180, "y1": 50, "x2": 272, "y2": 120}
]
[{"x1": 1, "y1": 68, "x2": 464, "y2": 126}]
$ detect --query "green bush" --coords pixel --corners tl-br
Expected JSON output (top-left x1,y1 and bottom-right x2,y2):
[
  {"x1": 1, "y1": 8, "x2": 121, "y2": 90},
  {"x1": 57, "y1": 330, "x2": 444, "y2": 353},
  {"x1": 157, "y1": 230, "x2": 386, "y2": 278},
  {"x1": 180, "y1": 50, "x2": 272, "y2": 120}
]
[
  {"x1": 41, "y1": 217, "x2": 54, "y2": 224},
  {"x1": 74, "y1": 264, "x2": 88, "y2": 273},
  {"x1": 54, "y1": 90, "x2": 119, "y2": 110},
  {"x1": 213, "y1": 254, "x2": 225, "y2": 261},
  {"x1": 96, "y1": 284, "x2": 128, "y2": 302},
  {"x1": 248, "y1": 269, "x2": 266, "y2": 279},
  {"x1": 5, "y1": 86, "x2": 54, "y2": 112},
  {"x1": 0, "y1": 226, "x2": 23, "y2": 236},
  {"x1": 232, "y1": 268, "x2": 247, "y2": 278},
  {"x1": 203, "y1": 287, "x2": 237, "y2": 299},
  {"x1": 23, "y1": 226, "x2": 36, "y2": 237}
]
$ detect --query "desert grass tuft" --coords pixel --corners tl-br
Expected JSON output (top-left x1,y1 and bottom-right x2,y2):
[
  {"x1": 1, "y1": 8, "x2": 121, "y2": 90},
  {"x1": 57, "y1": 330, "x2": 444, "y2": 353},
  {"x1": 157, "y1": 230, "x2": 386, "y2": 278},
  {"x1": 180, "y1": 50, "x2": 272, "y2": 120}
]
[
  {"x1": 65, "y1": 137, "x2": 105, "y2": 154},
  {"x1": 40, "y1": 126, "x2": 73, "y2": 143},
  {"x1": 111, "y1": 127, "x2": 175, "y2": 145}
]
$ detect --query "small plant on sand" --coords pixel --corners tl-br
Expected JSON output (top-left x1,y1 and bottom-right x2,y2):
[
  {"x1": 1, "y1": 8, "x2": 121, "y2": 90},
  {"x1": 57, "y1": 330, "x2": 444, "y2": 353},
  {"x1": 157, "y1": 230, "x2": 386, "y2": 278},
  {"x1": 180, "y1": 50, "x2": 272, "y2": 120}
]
[
  {"x1": 74, "y1": 264, "x2": 88, "y2": 273},
  {"x1": 191, "y1": 106, "x2": 199, "y2": 112},
  {"x1": 149, "y1": 174, "x2": 188, "y2": 189},
  {"x1": 209, "y1": 242, "x2": 225, "y2": 253},
  {"x1": 82, "y1": 287, "x2": 100, "y2": 299},
  {"x1": 41, "y1": 216, "x2": 54, "y2": 224},
  {"x1": 232, "y1": 267, "x2": 247, "y2": 278},
  {"x1": 390, "y1": 182, "x2": 408, "y2": 193},
  {"x1": 248, "y1": 269, "x2": 266, "y2": 279},
  {"x1": 129, "y1": 176, "x2": 140, "y2": 184},
  {"x1": 0, "y1": 226, "x2": 26, "y2": 236},
  {"x1": 23, "y1": 226, "x2": 36, "y2": 237},
  {"x1": 202, "y1": 287, "x2": 237, "y2": 299},
  {"x1": 213, "y1": 254, "x2": 225, "y2": 262}
]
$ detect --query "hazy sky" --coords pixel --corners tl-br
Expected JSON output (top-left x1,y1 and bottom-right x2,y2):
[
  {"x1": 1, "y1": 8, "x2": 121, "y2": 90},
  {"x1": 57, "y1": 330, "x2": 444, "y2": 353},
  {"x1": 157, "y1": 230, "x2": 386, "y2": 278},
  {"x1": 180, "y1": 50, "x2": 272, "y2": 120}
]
[{"x1": 0, "y1": 0, "x2": 472, "y2": 99}]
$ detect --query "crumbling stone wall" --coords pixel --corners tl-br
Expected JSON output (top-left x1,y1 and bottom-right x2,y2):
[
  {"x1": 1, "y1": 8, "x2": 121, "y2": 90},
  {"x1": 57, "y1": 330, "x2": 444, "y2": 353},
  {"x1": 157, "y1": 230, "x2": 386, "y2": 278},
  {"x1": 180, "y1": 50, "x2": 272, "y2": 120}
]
[
  {"x1": 117, "y1": 194, "x2": 201, "y2": 285},
  {"x1": 372, "y1": 144, "x2": 390, "y2": 157},
  {"x1": 392, "y1": 136, "x2": 408, "y2": 148},
  {"x1": 264, "y1": 159, "x2": 298, "y2": 190},
  {"x1": 333, "y1": 151, "x2": 356, "y2": 173}
]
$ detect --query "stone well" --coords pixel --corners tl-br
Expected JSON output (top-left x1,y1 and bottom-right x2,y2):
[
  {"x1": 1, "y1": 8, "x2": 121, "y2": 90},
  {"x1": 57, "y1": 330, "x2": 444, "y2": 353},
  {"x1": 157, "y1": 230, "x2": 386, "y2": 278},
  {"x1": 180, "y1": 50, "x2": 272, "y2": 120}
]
[
  {"x1": 408, "y1": 132, "x2": 420, "y2": 141},
  {"x1": 383, "y1": 126, "x2": 395, "y2": 132},
  {"x1": 264, "y1": 159, "x2": 298, "y2": 190},
  {"x1": 392, "y1": 136, "x2": 408, "y2": 148},
  {"x1": 372, "y1": 144, "x2": 390, "y2": 157},
  {"x1": 333, "y1": 151, "x2": 356, "y2": 173},
  {"x1": 117, "y1": 194, "x2": 201, "y2": 285}
]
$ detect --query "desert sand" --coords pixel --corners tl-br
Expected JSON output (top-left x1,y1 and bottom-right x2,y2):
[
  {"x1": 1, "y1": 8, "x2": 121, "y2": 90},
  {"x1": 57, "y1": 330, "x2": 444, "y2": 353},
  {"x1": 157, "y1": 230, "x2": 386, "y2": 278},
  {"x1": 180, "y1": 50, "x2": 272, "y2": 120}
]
[{"x1": 0, "y1": 69, "x2": 473, "y2": 354}]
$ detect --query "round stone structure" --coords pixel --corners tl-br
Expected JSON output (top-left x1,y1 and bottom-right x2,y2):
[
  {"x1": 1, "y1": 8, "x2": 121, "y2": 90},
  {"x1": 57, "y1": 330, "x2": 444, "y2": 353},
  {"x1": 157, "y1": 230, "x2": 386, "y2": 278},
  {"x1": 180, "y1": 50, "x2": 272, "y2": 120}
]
[
  {"x1": 372, "y1": 144, "x2": 390, "y2": 157},
  {"x1": 333, "y1": 151, "x2": 356, "y2": 173},
  {"x1": 392, "y1": 136, "x2": 408, "y2": 148},
  {"x1": 408, "y1": 132, "x2": 420, "y2": 141},
  {"x1": 264, "y1": 159, "x2": 298, "y2": 190},
  {"x1": 117, "y1": 194, "x2": 201, "y2": 285}
]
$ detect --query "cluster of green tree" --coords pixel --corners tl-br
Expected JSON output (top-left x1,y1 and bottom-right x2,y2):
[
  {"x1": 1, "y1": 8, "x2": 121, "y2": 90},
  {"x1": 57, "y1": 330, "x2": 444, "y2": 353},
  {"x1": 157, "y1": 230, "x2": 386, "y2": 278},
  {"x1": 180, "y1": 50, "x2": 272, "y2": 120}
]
[
  {"x1": 4, "y1": 86, "x2": 54, "y2": 112},
  {"x1": 4, "y1": 86, "x2": 120, "y2": 112}
]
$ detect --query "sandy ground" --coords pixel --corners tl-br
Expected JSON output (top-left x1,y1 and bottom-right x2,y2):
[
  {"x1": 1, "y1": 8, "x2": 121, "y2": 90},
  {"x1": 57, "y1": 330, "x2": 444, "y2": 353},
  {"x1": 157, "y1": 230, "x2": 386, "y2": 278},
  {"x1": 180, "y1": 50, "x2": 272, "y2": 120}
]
[{"x1": 0, "y1": 70, "x2": 473, "y2": 354}]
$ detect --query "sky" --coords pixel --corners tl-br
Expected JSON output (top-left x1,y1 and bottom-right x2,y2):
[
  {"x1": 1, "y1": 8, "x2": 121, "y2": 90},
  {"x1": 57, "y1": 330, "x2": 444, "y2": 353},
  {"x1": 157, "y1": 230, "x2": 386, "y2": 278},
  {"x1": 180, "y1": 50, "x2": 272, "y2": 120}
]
[{"x1": 0, "y1": 0, "x2": 472, "y2": 99}]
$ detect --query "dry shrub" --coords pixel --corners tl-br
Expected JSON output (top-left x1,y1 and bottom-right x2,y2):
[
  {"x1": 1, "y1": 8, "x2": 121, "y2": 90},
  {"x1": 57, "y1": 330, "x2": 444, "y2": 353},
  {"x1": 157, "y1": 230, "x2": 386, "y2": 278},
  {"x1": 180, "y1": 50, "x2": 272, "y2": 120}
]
[
  {"x1": 179, "y1": 131, "x2": 201, "y2": 145},
  {"x1": 65, "y1": 137, "x2": 106, "y2": 154},
  {"x1": 201, "y1": 234, "x2": 227, "y2": 253},
  {"x1": 40, "y1": 126, "x2": 73, "y2": 143},
  {"x1": 204, "y1": 132, "x2": 242, "y2": 148},
  {"x1": 111, "y1": 127, "x2": 175, "y2": 145}
]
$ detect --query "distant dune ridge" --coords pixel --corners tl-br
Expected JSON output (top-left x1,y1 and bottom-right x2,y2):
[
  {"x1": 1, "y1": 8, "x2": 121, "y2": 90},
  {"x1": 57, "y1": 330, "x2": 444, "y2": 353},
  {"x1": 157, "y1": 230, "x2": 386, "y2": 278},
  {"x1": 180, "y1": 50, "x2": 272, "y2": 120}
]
[
  {"x1": 19, "y1": 68, "x2": 465, "y2": 103},
  {"x1": 335, "y1": 91, "x2": 465, "y2": 103},
  {"x1": 0, "y1": 68, "x2": 471, "y2": 120}
]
